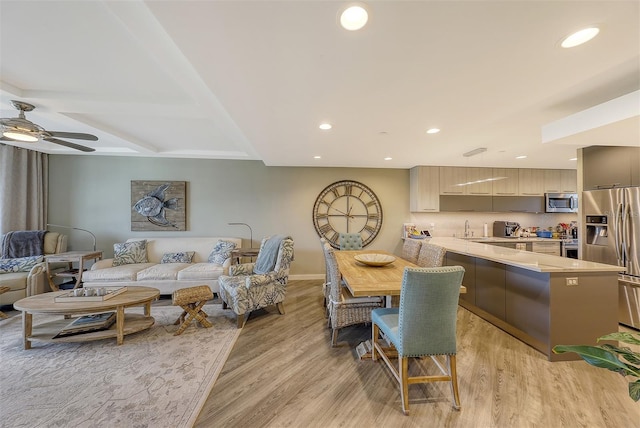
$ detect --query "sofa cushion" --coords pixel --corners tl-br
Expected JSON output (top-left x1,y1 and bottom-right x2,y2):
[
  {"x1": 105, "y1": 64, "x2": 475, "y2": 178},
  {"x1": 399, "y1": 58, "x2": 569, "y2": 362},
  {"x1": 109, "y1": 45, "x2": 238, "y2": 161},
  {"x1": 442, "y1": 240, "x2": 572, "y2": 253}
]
[
  {"x1": 0, "y1": 255, "x2": 43, "y2": 273},
  {"x1": 136, "y1": 263, "x2": 190, "y2": 281},
  {"x1": 160, "y1": 251, "x2": 195, "y2": 264},
  {"x1": 82, "y1": 263, "x2": 155, "y2": 282},
  {"x1": 177, "y1": 263, "x2": 225, "y2": 280},
  {"x1": 0, "y1": 271, "x2": 29, "y2": 291},
  {"x1": 43, "y1": 232, "x2": 61, "y2": 255},
  {"x1": 113, "y1": 240, "x2": 148, "y2": 266},
  {"x1": 208, "y1": 240, "x2": 237, "y2": 264}
]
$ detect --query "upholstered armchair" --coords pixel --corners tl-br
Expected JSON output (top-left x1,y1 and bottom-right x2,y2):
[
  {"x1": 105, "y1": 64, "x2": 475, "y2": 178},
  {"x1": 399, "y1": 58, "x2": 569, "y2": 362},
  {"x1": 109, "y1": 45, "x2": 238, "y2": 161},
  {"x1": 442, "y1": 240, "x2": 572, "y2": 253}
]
[{"x1": 218, "y1": 235, "x2": 294, "y2": 328}]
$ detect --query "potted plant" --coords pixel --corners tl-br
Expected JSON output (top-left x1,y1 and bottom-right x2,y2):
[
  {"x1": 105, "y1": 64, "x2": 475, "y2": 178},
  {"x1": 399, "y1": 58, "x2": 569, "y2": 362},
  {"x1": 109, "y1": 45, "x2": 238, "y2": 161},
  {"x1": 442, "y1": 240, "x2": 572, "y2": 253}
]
[{"x1": 553, "y1": 331, "x2": 640, "y2": 402}]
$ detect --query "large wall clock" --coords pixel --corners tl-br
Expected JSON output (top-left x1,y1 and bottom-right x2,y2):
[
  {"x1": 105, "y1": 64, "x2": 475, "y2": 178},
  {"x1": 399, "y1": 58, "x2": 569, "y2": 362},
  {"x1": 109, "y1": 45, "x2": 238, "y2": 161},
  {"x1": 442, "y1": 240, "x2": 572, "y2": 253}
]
[{"x1": 312, "y1": 180, "x2": 383, "y2": 249}]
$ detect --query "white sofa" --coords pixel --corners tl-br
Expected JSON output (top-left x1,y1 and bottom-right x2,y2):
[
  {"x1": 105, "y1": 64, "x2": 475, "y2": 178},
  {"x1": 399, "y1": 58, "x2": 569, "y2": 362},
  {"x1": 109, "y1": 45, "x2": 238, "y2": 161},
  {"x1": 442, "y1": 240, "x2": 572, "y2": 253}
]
[{"x1": 82, "y1": 237, "x2": 242, "y2": 295}]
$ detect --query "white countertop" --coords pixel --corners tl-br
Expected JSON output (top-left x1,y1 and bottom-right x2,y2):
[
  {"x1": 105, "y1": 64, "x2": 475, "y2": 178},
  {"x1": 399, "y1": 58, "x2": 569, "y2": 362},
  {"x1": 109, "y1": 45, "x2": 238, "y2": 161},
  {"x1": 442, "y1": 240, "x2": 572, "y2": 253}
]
[
  {"x1": 458, "y1": 237, "x2": 562, "y2": 243},
  {"x1": 429, "y1": 237, "x2": 624, "y2": 273}
]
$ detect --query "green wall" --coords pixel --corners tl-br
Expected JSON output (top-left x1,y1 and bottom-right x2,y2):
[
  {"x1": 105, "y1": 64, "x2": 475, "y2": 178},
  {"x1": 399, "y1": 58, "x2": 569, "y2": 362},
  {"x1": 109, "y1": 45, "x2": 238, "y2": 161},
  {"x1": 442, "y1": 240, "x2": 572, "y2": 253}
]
[{"x1": 48, "y1": 156, "x2": 410, "y2": 277}]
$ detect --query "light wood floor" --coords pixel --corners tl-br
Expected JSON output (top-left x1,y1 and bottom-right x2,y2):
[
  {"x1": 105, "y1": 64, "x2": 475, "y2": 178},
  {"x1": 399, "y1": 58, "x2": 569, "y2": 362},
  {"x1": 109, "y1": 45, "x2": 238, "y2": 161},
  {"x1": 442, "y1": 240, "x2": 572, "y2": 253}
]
[{"x1": 194, "y1": 279, "x2": 640, "y2": 427}]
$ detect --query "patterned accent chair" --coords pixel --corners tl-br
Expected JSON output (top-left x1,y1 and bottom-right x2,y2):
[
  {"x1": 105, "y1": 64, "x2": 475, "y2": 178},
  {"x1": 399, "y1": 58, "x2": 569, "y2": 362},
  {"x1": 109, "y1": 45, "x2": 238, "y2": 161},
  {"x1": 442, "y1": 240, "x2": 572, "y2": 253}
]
[
  {"x1": 218, "y1": 236, "x2": 294, "y2": 328},
  {"x1": 372, "y1": 266, "x2": 465, "y2": 415},
  {"x1": 401, "y1": 239, "x2": 422, "y2": 264},
  {"x1": 323, "y1": 243, "x2": 383, "y2": 346},
  {"x1": 339, "y1": 233, "x2": 363, "y2": 250},
  {"x1": 416, "y1": 243, "x2": 446, "y2": 268}
]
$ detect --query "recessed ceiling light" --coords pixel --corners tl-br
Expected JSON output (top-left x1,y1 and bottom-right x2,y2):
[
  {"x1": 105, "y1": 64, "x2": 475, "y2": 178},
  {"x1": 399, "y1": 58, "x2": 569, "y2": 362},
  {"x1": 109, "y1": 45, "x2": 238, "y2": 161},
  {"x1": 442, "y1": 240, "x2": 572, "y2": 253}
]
[
  {"x1": 516, "y1": 155, "x2": 527, "y2": 159},
  {"x1": 319, "y1": 123, "x2": 332, "y2": 130},
  {"x1": 314, "y1": 155, "x2": 322, "y2": 159},
  {"x1": 384, "y1": 157, "x2": 392, "y2": 161},
  {"x1": 561, "y1": 27, "x2": 600, "y2": 48},
  {"x1": 569, "y1": 157, "x2": 577, "y2": 161},
  {"x1": 339, "y1": 4, "x2": 369, "y2": 31},
  {"x1": 426, "y1": 128, "x2": 440, "y2": 134}
]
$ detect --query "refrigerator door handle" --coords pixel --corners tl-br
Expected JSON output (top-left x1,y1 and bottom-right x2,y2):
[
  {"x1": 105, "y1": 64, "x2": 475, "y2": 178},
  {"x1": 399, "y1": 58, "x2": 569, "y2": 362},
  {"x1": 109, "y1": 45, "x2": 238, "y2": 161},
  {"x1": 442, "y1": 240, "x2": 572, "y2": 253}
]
[
  {"x1": 615, "y1": 203, "x2": 623, "y2": 264},
  {"x1": 623, "y1": 202, "x2": 631, "y2": 266}
]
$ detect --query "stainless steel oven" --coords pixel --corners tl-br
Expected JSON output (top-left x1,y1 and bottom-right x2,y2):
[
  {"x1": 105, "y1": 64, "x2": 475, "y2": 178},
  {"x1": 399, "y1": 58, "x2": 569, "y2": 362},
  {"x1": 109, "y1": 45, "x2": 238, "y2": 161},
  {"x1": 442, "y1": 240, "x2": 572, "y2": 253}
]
[
  {"x1": 545, "y1": 193, "x2": 578, "y2": 213},
  {"x1": 561, "y1": 239, "x2": 578, "y2": 259}
]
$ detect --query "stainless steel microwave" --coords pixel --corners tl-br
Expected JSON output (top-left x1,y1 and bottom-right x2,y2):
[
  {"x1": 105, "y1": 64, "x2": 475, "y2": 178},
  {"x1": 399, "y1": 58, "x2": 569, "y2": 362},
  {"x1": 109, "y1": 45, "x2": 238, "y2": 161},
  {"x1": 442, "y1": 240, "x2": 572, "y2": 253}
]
[{"x1": 545, "y1": 193, "x2": 578, "y2": 213}]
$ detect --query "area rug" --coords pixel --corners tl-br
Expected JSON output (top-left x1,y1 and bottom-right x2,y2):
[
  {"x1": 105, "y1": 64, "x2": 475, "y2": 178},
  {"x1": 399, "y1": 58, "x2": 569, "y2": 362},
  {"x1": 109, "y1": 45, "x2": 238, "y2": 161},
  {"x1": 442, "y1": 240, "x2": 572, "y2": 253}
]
[{"x1": 0, "y1": 304, "x2": 241, "y2": 428}]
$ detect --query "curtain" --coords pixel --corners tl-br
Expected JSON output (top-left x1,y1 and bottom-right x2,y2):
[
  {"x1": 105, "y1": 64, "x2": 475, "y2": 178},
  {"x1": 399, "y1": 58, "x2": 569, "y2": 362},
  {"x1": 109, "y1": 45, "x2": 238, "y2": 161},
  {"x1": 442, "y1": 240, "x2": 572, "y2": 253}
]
[{"x1": 0, "y1": 144, "x2": 49, "y2": 235}]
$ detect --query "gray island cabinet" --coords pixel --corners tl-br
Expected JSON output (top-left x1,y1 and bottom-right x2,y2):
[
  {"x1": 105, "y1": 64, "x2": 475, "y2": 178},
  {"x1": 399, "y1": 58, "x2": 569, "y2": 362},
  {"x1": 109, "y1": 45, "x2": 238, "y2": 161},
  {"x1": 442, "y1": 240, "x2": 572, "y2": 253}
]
[{"x1": 429, "y1": 237, "x2": 622, "y2": 361}]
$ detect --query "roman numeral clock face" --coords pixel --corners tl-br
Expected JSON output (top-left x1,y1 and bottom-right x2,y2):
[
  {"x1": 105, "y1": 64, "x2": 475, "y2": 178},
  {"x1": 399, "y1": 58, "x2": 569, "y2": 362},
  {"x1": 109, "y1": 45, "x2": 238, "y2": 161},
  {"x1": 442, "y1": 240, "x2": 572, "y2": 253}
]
[{"x1": 312, "y1": 180, "x2": 383, "y2": 249}]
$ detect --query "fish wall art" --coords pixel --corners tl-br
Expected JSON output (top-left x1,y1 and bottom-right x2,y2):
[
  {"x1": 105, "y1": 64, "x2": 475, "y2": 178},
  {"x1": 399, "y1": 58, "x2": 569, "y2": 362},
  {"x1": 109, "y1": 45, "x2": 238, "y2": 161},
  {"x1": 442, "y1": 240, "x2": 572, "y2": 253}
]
[{"x1": 131, "y1": 180, "x2": 187, "y2": 231}]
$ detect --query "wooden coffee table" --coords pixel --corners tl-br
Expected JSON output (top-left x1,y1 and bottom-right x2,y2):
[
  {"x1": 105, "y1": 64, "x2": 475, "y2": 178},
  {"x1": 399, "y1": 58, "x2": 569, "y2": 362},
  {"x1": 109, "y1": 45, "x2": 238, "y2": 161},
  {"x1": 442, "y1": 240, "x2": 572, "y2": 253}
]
[{"x1": 13, "y1": 286, "x2": 160, "y2": 349}]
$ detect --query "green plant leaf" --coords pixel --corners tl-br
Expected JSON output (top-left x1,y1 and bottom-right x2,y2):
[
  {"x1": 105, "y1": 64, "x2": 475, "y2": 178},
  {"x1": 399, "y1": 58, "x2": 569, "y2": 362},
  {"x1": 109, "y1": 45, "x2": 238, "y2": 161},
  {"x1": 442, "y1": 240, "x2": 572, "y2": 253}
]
[
  {"x1": 552, "y1": 345, "x2": 636, "y2": 375},
  {"x1": 630, "y1": 380, "x2": 640, "y2": 402},
  {"x1": 601, "y1": 344, "x2": 640, "y2": 369},
  {"x1": 599, "y1": 331, "x2": 640, "y2": 346}
]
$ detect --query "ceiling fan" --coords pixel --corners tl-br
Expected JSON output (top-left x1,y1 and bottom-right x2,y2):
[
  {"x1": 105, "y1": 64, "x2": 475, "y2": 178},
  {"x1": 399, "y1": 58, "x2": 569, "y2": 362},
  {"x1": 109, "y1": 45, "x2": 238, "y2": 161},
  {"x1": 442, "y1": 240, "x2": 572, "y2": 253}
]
[{"x1": 0, "y1": 100, "x2": 97, "y2": 152}]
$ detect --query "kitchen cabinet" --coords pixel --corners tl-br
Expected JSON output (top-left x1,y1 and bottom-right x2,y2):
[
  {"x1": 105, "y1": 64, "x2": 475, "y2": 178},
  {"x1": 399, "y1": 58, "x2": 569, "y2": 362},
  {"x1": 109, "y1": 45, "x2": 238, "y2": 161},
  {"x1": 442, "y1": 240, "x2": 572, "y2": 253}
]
[
  {"x1": 475, "y1": 259, "x2": 506, "y2": 321},
  {"x1": 409, "y1": 166, "x2": 439, "y2": 212},
  {"x1": 492, "y1": 168, "x2": 519, "y2": 195},
  {"x1": 439, "y1": 167, "x2": 492, "y2": 195},
  {"x1": 583, "y1": 146, "x2": 640, "y2": 190},
  {"x1": 446, "y1": 252, "x2": 476, "y2": 305},
  {"x1": 544, "y1": 169, "x2": 577, "y2": 193},
  {"x1": 518, "y1": 169, "x2": 545, "y2": 196},
  {"x1": 439, "y1": 167, "x2": 467, "y2": 194},
  {"x1": 531, "y1": 241, "x2": 560, "y2": 256}
]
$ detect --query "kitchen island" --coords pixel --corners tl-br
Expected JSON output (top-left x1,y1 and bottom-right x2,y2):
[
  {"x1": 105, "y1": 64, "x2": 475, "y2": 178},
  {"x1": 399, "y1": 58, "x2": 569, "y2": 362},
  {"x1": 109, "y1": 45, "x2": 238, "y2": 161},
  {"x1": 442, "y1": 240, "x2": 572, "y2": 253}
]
[{"x1": 428, "y1": 237, "x2": 622, "y2": 361}]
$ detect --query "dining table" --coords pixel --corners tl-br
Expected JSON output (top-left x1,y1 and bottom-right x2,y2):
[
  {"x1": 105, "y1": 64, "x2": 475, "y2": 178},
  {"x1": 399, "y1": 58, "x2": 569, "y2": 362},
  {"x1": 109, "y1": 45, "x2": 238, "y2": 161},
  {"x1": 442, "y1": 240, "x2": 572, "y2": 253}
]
[
  {"x1": 334, "y1": 249, "x2": 467, "y2": 301},
  {"x1": 334, "y1": 249, "x2": 466, "y2": 359}
]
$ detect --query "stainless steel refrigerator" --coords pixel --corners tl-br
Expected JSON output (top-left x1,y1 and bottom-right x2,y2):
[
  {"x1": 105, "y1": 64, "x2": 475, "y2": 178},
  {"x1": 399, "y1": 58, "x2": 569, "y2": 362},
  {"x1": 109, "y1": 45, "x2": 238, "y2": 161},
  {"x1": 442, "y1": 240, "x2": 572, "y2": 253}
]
[{"x1": 583, "y1": 187, "x2": 640, "y2": 329}]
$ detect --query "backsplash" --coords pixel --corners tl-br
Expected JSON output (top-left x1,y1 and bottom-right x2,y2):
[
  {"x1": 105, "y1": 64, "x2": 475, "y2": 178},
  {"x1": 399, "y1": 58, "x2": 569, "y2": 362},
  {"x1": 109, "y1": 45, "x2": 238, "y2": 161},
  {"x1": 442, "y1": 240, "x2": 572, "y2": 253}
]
[{"x1": 408, "y1": 212, "x2": 578, "y2": 239}]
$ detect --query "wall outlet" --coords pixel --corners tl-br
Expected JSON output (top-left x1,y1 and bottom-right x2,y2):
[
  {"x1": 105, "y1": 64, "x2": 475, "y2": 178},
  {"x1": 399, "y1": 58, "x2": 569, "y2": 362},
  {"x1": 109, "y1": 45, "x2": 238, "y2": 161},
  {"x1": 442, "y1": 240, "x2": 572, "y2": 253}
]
[{"x1": 566, "y1": 277, "x2": 579, "y2": 286}]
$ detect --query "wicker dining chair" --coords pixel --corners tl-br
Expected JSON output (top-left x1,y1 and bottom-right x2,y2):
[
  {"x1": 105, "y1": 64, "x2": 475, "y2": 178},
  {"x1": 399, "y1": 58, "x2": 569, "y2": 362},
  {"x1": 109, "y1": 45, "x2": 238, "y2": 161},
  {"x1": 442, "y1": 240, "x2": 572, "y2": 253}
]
[
  {"x1": 323, "y1": 242, "x2": 383, "y2": 346},
  {"x1": 416, "y1": 243, "x2": 447, "y2": 268},
  {"x1": 401, "y1": 239, "x2": 422, "y2": 264},
  {"x1": 320, "y1": 237, "x2": 330, "y2": 316},
  {"x1": 372, "y1": 266, "x2": 465, "y2": 415}
]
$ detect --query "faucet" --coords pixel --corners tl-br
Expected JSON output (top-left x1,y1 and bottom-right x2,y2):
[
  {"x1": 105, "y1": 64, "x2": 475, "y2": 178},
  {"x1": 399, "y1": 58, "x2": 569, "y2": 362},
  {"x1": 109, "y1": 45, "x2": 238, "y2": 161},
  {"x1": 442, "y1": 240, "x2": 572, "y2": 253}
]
[{"x1": 464, "y1": 220, "x2": 470, "y2": 238}]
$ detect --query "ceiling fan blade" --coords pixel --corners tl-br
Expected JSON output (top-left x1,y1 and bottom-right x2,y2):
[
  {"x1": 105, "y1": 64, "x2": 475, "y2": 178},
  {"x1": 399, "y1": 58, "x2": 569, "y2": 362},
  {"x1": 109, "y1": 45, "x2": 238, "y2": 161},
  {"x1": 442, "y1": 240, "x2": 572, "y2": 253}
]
[
  {"x1": 47, "y1": 131, "x2": 98, "y2": 141},
  {"x1": 44, "y1": 137, "x2": 95, "y2": 152}
]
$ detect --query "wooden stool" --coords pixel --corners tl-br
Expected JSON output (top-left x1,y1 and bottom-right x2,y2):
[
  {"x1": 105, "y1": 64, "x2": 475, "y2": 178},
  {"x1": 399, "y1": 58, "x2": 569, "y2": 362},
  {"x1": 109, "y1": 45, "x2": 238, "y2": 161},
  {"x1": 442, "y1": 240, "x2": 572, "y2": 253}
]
[
  {"x1": 172, "y1": 285, "x2": 214, "y2": 336},
  {"x1": 0, "y1": 286, "x2": 11, "y2": 319}
]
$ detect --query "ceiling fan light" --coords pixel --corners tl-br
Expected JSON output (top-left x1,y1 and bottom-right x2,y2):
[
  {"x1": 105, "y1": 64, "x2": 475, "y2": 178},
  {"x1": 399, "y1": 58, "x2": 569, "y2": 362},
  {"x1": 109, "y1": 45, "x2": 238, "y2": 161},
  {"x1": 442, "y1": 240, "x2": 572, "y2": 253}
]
[{"x1": 3, "y1": 130, "x2": 38, "y2": 142}]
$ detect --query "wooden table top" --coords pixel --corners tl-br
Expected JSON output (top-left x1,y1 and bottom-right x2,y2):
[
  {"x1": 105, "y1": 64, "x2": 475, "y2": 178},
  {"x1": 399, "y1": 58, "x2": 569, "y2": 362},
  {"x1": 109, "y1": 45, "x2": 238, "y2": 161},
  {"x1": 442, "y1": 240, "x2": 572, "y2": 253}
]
[
  {"x1": 335, "y1": 249, "x2": 466, "y2": 297},
  {"x1": 334, "y1": 250, "x2": 418, "y2": 297},
  {"x1": 13, "y1": 286, "x2": 160, "y2": 314}
]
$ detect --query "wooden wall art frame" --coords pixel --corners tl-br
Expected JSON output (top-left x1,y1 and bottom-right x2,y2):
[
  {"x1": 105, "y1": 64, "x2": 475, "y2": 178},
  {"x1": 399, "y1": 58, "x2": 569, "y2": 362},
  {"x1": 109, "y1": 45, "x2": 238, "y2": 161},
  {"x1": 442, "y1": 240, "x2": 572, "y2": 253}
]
[{"x1": 131, "y1": 180, "x2": 187, "y2": 231}]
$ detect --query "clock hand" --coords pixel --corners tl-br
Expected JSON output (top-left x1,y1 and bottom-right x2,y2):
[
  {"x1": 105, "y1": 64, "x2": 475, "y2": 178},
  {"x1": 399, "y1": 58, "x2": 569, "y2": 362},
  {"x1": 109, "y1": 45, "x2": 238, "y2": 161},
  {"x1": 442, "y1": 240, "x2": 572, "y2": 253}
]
[{"x1": 330, "y1": 207, "x2": 350, "y2": 216}]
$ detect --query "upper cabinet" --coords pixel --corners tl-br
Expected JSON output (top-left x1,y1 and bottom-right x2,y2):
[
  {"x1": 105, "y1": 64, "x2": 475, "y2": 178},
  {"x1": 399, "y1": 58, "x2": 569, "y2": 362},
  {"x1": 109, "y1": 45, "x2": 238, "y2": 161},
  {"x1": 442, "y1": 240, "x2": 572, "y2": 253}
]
[
  {"x1": 544, "y1": 169, "x2": 577, "y2": 193},
  {"x1": 583, "y1": 146, "x2": 640, "y2": 190},
  {"x1": 410, "y1": 166, "x2": 440, "y2": 212},
  {"x1": 439, "y1": 167, "x2": 492, "y2": 195},
  {"x1": 492, "y1": 168, "x2": 519, "y2": 195},
  {"x1": 518, "y1": 169, "x2": 545, "y2": 195}
]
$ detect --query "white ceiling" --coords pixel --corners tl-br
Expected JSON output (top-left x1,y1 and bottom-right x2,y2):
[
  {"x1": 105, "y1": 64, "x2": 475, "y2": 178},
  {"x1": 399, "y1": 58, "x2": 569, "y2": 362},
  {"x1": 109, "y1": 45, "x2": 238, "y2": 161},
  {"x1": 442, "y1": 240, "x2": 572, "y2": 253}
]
[{"x1": 1, "y1": 0, "x2": 638, "y2": 169}]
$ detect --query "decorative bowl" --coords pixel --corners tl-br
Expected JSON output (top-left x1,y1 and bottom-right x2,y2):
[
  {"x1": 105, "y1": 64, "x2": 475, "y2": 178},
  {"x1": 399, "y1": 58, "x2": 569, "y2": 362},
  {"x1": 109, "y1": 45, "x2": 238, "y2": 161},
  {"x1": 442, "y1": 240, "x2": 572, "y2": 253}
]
[{"x1": 354, "y1": 254, "x2": 396, "y2": 267}]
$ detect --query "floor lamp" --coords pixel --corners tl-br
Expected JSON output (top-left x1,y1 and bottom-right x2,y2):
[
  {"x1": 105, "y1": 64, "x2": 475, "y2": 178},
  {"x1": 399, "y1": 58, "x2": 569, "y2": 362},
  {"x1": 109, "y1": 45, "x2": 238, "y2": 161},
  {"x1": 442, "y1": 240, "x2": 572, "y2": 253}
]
[
  {"x1": 47, "y1": 224, "x2": 97, "y2": 251},
  {"x1": 228, "y1": 222, "x2": 253, "y2": 248}
]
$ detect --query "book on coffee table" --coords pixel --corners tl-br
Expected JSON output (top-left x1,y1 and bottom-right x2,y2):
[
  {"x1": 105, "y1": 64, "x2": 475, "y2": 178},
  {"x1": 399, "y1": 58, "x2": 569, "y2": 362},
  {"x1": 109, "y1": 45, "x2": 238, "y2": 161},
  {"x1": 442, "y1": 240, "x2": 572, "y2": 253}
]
[{"x1": 53, "y1": 312, "x2": 116, "y2": 338}]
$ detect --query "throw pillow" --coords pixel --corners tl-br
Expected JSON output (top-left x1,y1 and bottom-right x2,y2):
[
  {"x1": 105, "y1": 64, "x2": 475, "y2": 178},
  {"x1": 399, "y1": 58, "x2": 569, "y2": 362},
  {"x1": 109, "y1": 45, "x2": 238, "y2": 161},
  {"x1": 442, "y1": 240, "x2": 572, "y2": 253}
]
[
  {"x1": 113, "y1": 240, "x2": 148, "y2": 266},
  {"x1": 0, "y1": 255, "x2": 44, "y2": 273},
  {"x1": 161, "y1": 251, "x2": 195, "y2": 264},
  {"x1": 208, "y1": 240, "x2": 237, "y2": 264}
]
